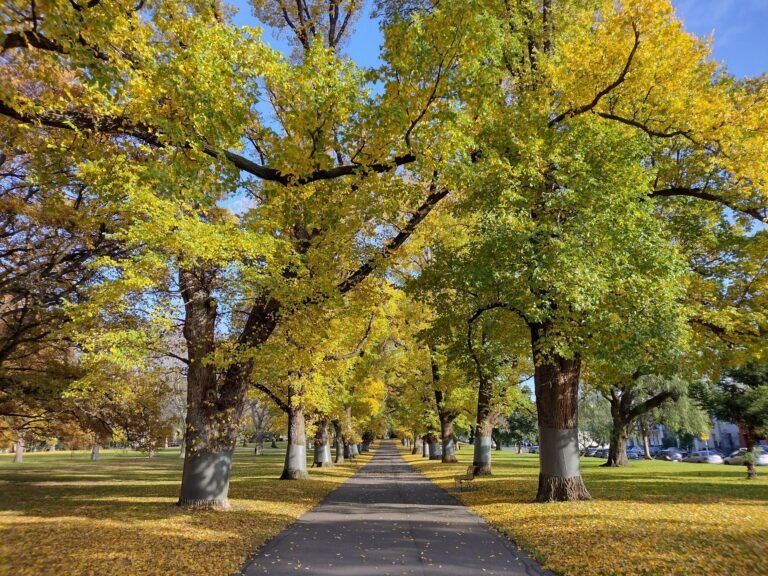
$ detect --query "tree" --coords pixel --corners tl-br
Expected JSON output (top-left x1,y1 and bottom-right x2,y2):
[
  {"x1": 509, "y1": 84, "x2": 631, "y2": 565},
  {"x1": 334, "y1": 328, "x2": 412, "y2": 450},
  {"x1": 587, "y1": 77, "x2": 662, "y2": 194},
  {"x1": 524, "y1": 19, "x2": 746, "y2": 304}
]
[
  {"x1": 1, "y1": 0, "x2": 474, "y2": 507},
  {"x1": 391, "y1": 0, "x2": 768, "y2": 501},
  {"x1": 696, "y1": 361, "x2": 768, "y2": 479}
]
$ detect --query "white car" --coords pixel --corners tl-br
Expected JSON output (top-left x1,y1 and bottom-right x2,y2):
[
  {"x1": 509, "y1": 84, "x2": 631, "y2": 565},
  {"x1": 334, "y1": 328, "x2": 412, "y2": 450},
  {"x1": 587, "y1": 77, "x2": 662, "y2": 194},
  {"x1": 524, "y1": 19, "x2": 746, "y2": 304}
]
[
  {"x1": 724, "y1": 447, "x2": 768, "y2": 466},
  {"x1": 683, "y1": 450, "x2": 724, "y2": 464}
]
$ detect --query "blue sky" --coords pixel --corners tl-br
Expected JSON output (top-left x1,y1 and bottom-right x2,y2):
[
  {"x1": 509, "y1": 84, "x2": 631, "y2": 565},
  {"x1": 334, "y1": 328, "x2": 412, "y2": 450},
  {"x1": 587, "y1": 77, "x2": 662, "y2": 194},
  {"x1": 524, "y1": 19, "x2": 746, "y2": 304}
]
[{"x1": 229, "y1": 0, "x2": 768, "y2": 78}]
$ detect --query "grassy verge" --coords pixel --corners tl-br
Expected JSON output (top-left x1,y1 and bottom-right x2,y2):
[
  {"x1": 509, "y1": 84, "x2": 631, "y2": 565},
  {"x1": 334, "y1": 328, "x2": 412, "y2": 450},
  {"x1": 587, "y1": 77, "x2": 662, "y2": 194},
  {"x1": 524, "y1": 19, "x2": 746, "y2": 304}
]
[
  {"x1": 402, "y1": 446, "x2": 768, "y2": 576},
  {"x1": 0, "y1": 443, "x2": 373, "y2": 576}
]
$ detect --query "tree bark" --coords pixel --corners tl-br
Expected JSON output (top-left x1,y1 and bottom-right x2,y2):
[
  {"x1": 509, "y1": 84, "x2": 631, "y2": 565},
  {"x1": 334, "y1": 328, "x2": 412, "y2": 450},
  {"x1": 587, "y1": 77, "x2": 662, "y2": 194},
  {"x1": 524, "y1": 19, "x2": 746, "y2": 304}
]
[
  {"x1": 177, "y1": 268, "x2": 254, "y2": 508},
  {"x1": 606, "y1": 422, "x2": 630, "y2": 467},
  {"x1": 531, "y1": 322, "x2": 591, "y2": 502},
  {"x1": 332, "y1": 420, "x2": 344, "y2": 464},
  {"x1": 13, "y1": 432, "x2": 24, "y2": 463},
  {"x1": 281, "y1": 389, "x2": 309, "y2": 480},
  {"x1": 640, "y1": 421, "x2": 652, "y2": 460},
  {"x1": 179, "y1": 436, "x2": 186, "y2": 458},
  {"x1": 422, "y1": 434, "x2": 429, "y2": 458},
  {"x1": 90, "y1": 443, "x2": 100, "y2": 461},
  {"x1": 440, "y1": 419, "x2": 457, "y2": 463},
  {"x1": 744, "y1": 427, "x2": 758, "y2": 480},
  {"x1": 427, "y1": 433, "x2": 442, "y2": 460},
  {"x1": 312, "y1": 419, "x2": 333, "y2": 467}
]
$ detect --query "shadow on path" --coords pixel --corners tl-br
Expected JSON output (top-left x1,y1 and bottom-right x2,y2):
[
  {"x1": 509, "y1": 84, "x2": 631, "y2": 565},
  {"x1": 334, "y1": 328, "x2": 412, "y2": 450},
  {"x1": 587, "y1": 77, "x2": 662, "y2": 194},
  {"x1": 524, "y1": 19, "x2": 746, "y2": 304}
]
[{"x1": 240, "y1": 441, "x2": 552, "y2": 576}]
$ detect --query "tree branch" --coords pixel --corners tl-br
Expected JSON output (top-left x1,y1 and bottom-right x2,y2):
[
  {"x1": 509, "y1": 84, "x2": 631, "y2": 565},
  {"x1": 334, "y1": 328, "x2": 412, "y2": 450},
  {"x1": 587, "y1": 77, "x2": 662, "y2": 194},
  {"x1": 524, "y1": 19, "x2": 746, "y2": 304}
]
[
  {"x1": 549, "y1": 23, "x2": 640, "y2": 126},
  {"x1": 337, "y1": 182, "x2": 449, "y2": 293},
  {"x1": 651, "y1": 187, "x2": 767, "y2": 222},
  {"x1": 323, "y1": 313, "x2": 375, "y2": 361},
  {"x1": 0, "y1": 100, "x2": 417, "y2": 184}
]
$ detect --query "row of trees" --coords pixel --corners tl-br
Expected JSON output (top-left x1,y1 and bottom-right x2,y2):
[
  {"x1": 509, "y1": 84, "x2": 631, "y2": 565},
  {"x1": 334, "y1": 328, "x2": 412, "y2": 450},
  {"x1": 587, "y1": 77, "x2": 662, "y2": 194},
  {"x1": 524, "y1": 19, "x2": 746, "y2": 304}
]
[{"x1": 1, "y1": 0, "x2": 766, "y2": 506}]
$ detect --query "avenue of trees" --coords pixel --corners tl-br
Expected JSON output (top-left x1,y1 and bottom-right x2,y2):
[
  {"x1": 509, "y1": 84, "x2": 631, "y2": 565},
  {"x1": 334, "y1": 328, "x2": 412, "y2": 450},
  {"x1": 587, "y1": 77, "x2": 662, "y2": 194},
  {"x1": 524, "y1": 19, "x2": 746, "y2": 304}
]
[{"x1": 1, "y1": 0, "x2": 766, "y2": 506}]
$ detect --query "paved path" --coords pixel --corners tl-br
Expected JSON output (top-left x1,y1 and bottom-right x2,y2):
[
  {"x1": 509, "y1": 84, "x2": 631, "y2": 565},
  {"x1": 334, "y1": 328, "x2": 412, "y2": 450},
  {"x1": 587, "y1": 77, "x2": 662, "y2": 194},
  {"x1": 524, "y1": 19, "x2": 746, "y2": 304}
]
[{"x1": 241, "y1": 441, "x2": 551, "y2": 576}]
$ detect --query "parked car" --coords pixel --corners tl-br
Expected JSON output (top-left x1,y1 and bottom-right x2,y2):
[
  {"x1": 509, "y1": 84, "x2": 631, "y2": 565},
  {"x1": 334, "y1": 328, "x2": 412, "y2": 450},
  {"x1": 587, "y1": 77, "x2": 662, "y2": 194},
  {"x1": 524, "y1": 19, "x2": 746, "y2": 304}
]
[
  {"x1": 724, "y1": 447, "x2": 768, "y2": 466},
  {"x1": 626, "y1": 447, "x2": 644, "y2": 460},
  {"x1": 528, "y1": 445, "x2": 540, "y2": 454},
  {"x1": 584, "y1": 446, "x2": 599, "y2": 457},
  {"x1": 683, "y1": 450, "x2": 724, "y2": 464},
  {"x1": 595, "y1": 447, "x2": 609, "y2": 459},
  {"x1": 648, "y1": 446, "x2": 663, "y2": 457},
  {"x1": 655, "y1": 448, "x2": 686, "y2": 462}
]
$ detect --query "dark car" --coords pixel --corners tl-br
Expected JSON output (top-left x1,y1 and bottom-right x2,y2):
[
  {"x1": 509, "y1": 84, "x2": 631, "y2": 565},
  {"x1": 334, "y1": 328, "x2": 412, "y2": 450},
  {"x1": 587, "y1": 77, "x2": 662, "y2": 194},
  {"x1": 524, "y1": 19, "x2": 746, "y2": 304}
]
[
  {"x1": 626, "y1": 447, "x2": 644, "y2": 460},
  {"x1": 655, "y1": 448, "x2": 686, "y2": 462}
]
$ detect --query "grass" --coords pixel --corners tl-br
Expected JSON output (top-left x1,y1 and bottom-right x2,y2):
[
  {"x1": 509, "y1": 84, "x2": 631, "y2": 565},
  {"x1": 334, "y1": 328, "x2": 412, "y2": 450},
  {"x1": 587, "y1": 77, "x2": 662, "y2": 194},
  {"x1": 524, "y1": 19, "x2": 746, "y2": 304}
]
[
  {"x1": 0, "y1": 443, "x2": 372, "y2": 576},
  {"x1": 402, "y1": 446, "x2": 768, "y2": 576}
]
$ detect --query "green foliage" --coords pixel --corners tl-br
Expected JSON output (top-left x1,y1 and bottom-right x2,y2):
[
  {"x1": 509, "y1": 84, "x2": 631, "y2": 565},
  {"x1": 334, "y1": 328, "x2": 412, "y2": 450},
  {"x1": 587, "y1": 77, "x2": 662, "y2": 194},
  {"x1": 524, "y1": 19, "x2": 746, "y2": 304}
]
[{"x1": 695, "y1": 360, "x2": 768, "y2": 443}]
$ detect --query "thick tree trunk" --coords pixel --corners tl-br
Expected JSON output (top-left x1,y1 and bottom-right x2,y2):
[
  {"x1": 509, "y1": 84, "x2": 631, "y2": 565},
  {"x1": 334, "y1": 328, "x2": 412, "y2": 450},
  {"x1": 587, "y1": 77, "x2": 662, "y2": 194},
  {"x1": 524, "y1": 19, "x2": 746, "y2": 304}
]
[
  {"x1": 312, "y1": 419, "x2": 333, "y2": 468},
  {"x1": 254, "y1": 441, "x2": 264, "y2": 455},
  {"x1": 411, "y1": 437, "x2": 419, "y2": 455},
  {"x1": 427, "y1": 433, "x2": 442, "y2": 460},
  {"x1": 179, "y1": 436, "x2": 186, "y2": 458},
  {"x1": 605, "y1": 422, "x2": 630, "y2": 467},
  {"x1": 13, "y1": 433, "x2": 24, "y2": 463},
  {"x1": 90, "y1": 443, "x2": 100, "y2": 461},
  {"x1": 473, "y1": 421, "x2": 493, "y2": 475},
  {"x1": 640, "y1": 421, "x2": 652, "y2": 460},
  {"x1": 441, "y1": 419, "x2": 458, "y2": 463},
  {"x1": 281, "y1": 401, "x2": 309, "y2": 480},
  {"x1": 531, "y1": 323, "x2": 591, "y2": 502},
  {"x1": 178, "y1": 268, "x2": 247, "y2": 509},
  {"x1": 271, "y1": 438, "x2": 278, "y2": 448},
  {"x1": 422, "y1": 435, "x2": 429, "y2": 458},
  {"x1": 332, "y1": 420, "x2": 344, "y2": 464}
]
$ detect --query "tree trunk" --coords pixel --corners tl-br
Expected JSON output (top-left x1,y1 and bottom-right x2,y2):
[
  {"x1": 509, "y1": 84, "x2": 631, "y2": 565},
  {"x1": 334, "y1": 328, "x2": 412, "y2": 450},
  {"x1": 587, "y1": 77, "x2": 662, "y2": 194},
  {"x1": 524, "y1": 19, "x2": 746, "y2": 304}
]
[
  {"x1": 440, "y1": 419, "x2": 458, "y2": 463},
  {"x1": 332, "y1": 420, "x2": 344, "y2": 464},
  {"x1": 13, "y1": 432, "x2": 24, "y2": 463},
  {"x1": 179, "y1": 436, "x2": 186, "y2": 458},
  {"x1": 411, "y1": 438, "x2": 419, "y2": 455},
  {"x1": 271, "y1": 438, "x2": 278, "y2": 448},
  {"x1": 745, "y1": 427, "x2": 758, "y2": 480},
  {"x1": 640, "y1": 421, "x2": 652, "y2": 459},
  {"x1": 605, "y1": 422, "x2": 630, "y2": 467},
  {"x1": 281, "y1": 397, "x2": 309, "y2": 480},
  {"x1": 422, "y1": 434, "x2": 429, "y2": 458},
  {"x1": 312, "y1": 419, "x2": 333, "y2": 468},
  {"x1": 177, "y1": 268, "x2": 242, "y2": 509},
  {"x1": 90, "y1": 443, "x2": 100, "y2": 461},
  {"x1": 531, "y1": 322, "x2": 591, "y2": 502},
  {"x1": 254, "y1": 441, "x2": 264, "y2": 455},
  {"x1": 427, "y1": 433, "x2": 442, "y2": 460}
]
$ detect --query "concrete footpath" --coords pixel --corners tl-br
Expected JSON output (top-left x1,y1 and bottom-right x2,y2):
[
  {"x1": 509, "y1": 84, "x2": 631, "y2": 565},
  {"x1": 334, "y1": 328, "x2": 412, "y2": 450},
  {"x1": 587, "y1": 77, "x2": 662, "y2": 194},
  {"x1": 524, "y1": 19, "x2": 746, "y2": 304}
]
[{"x1": 240, "y1": 440, "x2": 552, "y2": 576}]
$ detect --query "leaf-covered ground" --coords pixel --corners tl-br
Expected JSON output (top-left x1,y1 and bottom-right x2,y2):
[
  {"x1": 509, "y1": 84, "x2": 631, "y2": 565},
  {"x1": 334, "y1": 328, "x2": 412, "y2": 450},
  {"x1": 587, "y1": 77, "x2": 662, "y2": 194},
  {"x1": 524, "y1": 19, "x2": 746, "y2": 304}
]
[
  {"x1": 0, "y1": 445, "x2": 372, "y2": 576},
  {"x1": 403, "y1": 447, "x2": 768, "y2": 576}
]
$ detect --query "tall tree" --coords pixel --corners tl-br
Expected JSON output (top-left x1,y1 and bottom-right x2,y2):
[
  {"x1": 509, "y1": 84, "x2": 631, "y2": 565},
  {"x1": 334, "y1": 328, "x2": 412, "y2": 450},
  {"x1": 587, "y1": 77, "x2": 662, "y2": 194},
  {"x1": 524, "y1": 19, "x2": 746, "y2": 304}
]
[{"x1": 394, "y1": 0, "x2": 768, "y2": 501}]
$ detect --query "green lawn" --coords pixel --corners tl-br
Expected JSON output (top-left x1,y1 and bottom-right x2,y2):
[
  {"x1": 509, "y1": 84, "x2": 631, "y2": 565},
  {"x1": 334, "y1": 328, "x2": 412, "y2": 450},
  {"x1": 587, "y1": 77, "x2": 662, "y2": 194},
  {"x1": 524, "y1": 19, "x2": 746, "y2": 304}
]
[
  {"x1": 0, "y1": 444, "x2": 371, "y2": 576},
  {"x1": 404, "y1": 447, "x2": 768, "y2": 576}
]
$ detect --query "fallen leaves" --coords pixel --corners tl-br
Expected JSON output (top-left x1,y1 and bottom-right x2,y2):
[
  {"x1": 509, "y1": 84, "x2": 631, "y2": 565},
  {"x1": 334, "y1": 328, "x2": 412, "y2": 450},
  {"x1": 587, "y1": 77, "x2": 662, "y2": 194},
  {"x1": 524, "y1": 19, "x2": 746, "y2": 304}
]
[
  {"x1": 403, "y1": 448, "x2": 768, "y2": 576},
  {"x1": 0, "y1": 445, "x2": 371, "y2": 576}
]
